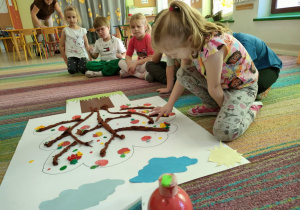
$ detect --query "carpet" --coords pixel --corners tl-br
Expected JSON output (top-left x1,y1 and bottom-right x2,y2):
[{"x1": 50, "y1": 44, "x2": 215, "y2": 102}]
[{"x1": 0, "y1": 55, "x2": 299, "y2": 209}]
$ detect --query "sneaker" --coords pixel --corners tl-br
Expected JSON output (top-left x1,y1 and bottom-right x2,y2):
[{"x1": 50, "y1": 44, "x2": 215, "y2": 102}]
[
  {"x1": 120, "y1": 70, "x2": 131, "y2": 78},
  {"x1": 85, "y1": 70, "x2": 103, "y2": 78},
  {"x1": 256, "y1": 87, "x2": 271, "y2": 100},
  {"x1": 144, "y1": 72, "x2": 153, "y2": 82},
  {"x1": 187, "y1": 105, "x2": 220, "y2": 117},
  {"x1": 55, "y1": 50, "x2": 60, "y2": 54},
  {"x1": 250, "y1": 101, "x2": 263, "y2": 117}
]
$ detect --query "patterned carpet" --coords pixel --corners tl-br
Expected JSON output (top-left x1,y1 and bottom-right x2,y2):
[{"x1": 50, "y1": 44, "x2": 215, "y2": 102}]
[{"x1": 0, "y1": 55, "x2": 299, "y2": 209}]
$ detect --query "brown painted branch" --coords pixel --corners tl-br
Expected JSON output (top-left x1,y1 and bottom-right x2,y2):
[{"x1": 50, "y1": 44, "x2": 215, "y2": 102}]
[
  {"x1": 105, "y1": 114, "x2": 131, "y2": 123},
  {"x1": 53, "y1": 141, "x2": 78, "y2": 166},
  {"x1": 115, "y1": 126, "x2": 169, "y2": 132},
  {"x1": 69, "y1": 132, "x2": 93, "y2": 147},
  {"x1": 120, "y1": 106, "x2": 155, "y2": 110},
  {"x1": 44, "y1": 130, "x2": 70, "y2": 147},
  {"x1": 76, "y1": 125, "x2": 103, "y2": 136},
  {"x1": 37, "y1": 118, "x2": 83, "y2": 132}
]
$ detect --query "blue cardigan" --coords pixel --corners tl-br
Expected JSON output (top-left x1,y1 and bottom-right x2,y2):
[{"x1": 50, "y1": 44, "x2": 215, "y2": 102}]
[{"x1": 233, "y1": 32, "x2": 282, "y2": 70}]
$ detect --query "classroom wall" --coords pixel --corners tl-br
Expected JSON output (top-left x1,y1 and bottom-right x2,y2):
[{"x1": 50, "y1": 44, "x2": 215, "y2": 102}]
[
  {"x1": 201, "y1": 0, "x2": 300, "y2": 56},
  {"x1": 16, "y1": 0, "x2": 33, "y2": 29},
  {"x1": 230, "y1": 0, "x2": 300, "y2": 55}
]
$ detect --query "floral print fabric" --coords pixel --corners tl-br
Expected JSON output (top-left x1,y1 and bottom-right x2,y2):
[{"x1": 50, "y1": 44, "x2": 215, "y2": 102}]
[{"x1": 192, "y1": 32, "x2": 258, "y2": 89}]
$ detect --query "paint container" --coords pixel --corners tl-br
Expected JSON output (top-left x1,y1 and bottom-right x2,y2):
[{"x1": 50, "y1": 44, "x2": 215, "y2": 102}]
[{"x1": 148, "y1": 173, "x2": 193, "y2": 210}]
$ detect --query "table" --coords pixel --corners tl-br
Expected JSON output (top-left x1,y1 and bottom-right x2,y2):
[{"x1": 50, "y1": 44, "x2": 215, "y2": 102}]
[{"x1": 5, "y1": 26, "x2": 66, "y2": 61}]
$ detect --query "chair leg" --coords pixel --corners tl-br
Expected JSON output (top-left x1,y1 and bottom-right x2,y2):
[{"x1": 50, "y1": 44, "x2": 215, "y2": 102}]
[
  {"x1": 13, "y1": 46, "x2": 15, "y2": 61},
  {"x1": 27, "y1": 45, "x2": 33, "y2": 59},
  {"x1": 41, "y1": 45, "x2": 46, "y2": 59},
  {"x1": 23, "y1": 45, "x2": 27, "y2": 61},
  {"x1": 37, "y1": 45, "x2": 43, "y2": 60},
  {"x1": 44, "y1": 43, "x2": 49, "y2": 59}
]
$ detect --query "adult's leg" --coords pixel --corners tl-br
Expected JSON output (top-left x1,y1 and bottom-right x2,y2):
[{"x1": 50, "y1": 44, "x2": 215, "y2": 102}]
[
  {"x1": 257, "y1": 67, "x2": 280, "y2": 94},
  {"x1": 77, "y1": 58, "x2": 87, "y2": 74},
  {"x1": 213, "y1": 82, "x2": 258, "y2": 141},
  {"x1": 32, "y1": 18, "x2": 43, "y2": 43},
  {"x1": 43, "y1": 16, "x2": 55, "y2": 42},
  {"x1": 145, "y1": 61, "x2": 167, "y2": 84},
  {"x1": 67, "y1": 57, "x2": 78, "y2": 74}
]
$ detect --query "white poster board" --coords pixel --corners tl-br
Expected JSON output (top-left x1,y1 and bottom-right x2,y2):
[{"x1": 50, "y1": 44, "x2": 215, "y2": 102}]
[{"x1": 0, "y1": 92, "x2": 249, "y2": 209}]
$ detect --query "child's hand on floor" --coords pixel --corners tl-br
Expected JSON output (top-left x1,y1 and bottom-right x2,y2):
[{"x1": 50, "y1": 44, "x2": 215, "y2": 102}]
[{"x1": 156, "y1": 88, "x2": 172, "y2": 94}]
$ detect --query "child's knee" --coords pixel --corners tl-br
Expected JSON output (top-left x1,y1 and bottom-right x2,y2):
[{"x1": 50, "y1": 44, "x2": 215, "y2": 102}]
[
  {"x1": 213, "y1": 126, "x2": 237, "y2": 142},
  {"x1": 68, "y1": 68, "x2": 76, "y2": 74}
]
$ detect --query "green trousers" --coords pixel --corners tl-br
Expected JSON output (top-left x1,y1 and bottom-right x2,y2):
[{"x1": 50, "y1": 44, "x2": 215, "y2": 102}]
[{"x1": 86, "y1": 59, "x2": 121, "y2": 76}]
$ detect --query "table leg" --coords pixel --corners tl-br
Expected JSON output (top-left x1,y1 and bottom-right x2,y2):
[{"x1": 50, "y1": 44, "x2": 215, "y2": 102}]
[{"x1": 10, "y1": 32, "x2": 22, "y2": 61}]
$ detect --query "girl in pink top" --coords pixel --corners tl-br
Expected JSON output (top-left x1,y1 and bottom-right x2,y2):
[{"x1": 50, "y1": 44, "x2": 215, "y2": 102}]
[
  {"x1": 118, "y1": 13, "x2": 154, "y2": 79},
  {"x1": 150, "y1": 1, "x2": 262, "y2": 142}
]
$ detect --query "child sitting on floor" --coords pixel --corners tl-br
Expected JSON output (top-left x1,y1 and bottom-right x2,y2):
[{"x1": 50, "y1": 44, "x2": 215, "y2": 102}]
[
  {"x1": 59, "y1": 5, "x2": 91, "y2": 74},
  {"x1": 85, "y1": 16, "x2": 126, "y2": 78},
  {"x1": 118, "y1": 13, "x2": 154, "y2": 79}
]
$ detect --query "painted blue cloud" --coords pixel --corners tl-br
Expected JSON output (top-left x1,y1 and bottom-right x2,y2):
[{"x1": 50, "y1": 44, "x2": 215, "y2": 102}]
[
  {"x1": 130, "y1": 156, "x2": 198, "y2": 183},
  {"x1": 39, "y1": 179, "x2": 125, "y2": 210}
]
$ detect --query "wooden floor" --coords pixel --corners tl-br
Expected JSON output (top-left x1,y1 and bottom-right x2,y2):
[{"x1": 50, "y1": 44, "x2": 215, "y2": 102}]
[{"x1": 0, "y1": 51, "x2": 63, "y2": 68}]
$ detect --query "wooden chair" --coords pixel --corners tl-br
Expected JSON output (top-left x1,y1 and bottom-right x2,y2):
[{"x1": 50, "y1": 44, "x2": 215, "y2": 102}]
[
  {"x1": 88, "y1": 28, "x2": 98, "y2": 44},
  {"x1": 117, "y1": 25, "x2": 132, "y2": 48},
  {"x1": 20, "y1": 29, "x2": 46, "y2": 60},
  {"x1": 41, "y1": 27, "x2": 60, "y2": 59},
  {"x1": 0, "y1": 37, "x2": 11, "y2": 53},
  {"x1": 12, "y1": 34, "x2": 27, "y2": 61}
]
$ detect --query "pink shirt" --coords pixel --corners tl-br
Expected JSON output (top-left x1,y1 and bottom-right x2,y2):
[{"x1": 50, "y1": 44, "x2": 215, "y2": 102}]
[{"x1": 126, "y1": 33, "x2": 154, "y2": 60}]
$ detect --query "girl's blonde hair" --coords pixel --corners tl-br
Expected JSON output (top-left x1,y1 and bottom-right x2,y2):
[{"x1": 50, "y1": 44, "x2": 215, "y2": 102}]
[
  {"x1": 64, "y1": 5, "x2": 82, "y2": 26},
  {"x1": 130, "y1": 13, "x2": 152, "y2": 35},
  {"x1": 152, "y1": 1, "x2": 229, "y2": 52}
]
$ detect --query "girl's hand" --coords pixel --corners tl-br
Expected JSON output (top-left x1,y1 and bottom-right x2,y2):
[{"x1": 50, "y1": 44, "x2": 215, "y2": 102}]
[
  {"x1": 116, "y1": 54, "x2": 123, "y2": 59},
  {"x1": 156, "y1": 88, "x2": 172, "y2": 94},
  {"x1": 88, "y1": 46, "x2": 93, "y2": 54},
  {"x1": 128, "y1": 62, "x2": 137, "y2": 74},
  {"x1": 150, "y1": 104, "x2": 173, "y2": 122}
]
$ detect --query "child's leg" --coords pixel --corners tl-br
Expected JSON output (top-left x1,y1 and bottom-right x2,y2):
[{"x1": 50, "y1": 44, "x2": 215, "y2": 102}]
[
  {"x1": 145, "y1": 61, "x2": 167, "y2": 84},
  {"x1": 67, "y1": 57, "x2": 78, "y2": 74},
  {"x1": 118, "y1": 60, "x2": 144, "y2": 78},
  {"x1": 134, "y1": 63, "x2": 148, "y2": 79},
  {"x1": 86, "y1": 60, "x2": 106, "y2": 72},
  {"x1": 177, "y1": 65, "x2": 219, "y2": 107},
  {"x1": 213, "y1": 81, "x2": 258, "y2": 141},
  {"x1": 118, "y1": 60, "x2": 132, "y2": 78},
  {"x1": 101, "y1": 59, "x2": 121, "y2": 76},
  {"x1": 77, "y1": 58, "x2": 87, "y2": 74}
]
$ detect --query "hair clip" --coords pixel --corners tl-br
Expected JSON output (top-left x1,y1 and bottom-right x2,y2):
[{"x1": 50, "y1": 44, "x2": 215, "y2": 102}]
[{"x1": 169, "y1": 6, "x2": 175, "y2": 11}]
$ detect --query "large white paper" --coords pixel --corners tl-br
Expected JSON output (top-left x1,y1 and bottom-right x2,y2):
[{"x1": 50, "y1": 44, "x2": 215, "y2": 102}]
[{"x1": 0, "y1": 93, "x2": 249, "y2": 209}]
